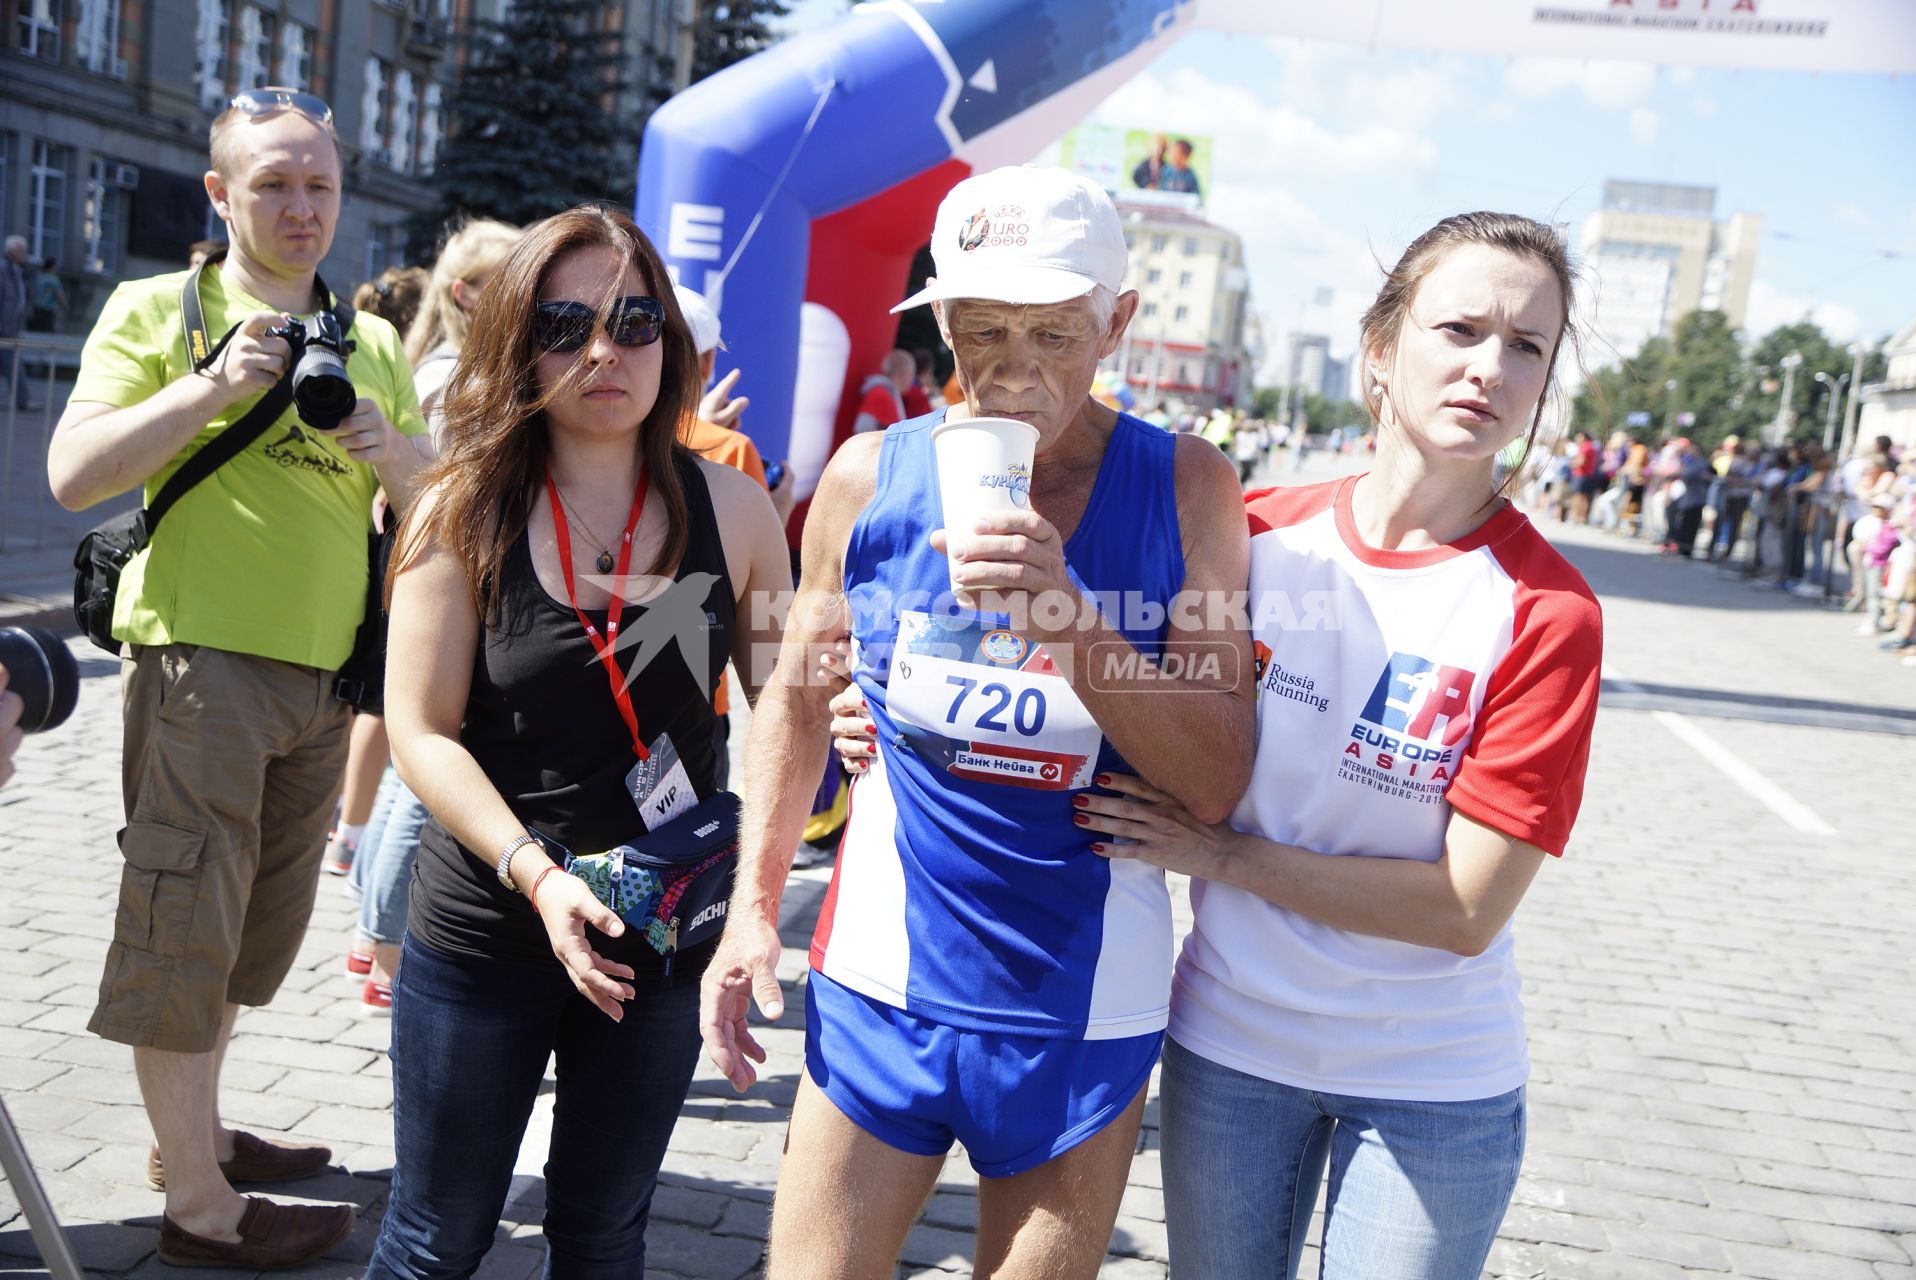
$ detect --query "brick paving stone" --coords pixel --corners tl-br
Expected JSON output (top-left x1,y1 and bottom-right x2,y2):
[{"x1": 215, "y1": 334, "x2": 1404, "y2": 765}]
[
  {"x1": 1600, "y1": 1221, "x2": 1730, "y2": 1271},
  {"x1": 1723, "y1": 1241, "x2": 1881, "y2": 1279},
  {"x1": 645, "y1": 1221, "x2": 761, "y2": 1280},
  {"x1": 1783, "y1": 1219, "x2": 1914, "y2": 1264}
]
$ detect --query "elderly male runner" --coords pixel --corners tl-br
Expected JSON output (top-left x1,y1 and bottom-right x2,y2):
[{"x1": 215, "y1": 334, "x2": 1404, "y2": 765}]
[{"x1": 701, "y1": 166, "x2": 1254, "y2": 1279}]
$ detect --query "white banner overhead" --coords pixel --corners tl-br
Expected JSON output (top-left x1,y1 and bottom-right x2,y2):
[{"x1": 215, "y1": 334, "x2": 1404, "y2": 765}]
[{"x1": 1199, "y1": 0, "x2": 1916, "y2": 76}]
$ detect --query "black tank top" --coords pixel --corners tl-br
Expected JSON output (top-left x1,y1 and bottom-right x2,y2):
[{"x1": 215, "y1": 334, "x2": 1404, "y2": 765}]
[{"x1": 411, "y1": 454, "x2": 733, "y2": 979}]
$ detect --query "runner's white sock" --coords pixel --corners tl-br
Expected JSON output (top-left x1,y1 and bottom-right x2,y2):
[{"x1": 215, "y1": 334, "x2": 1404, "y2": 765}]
[{"x1": 337, "y1": 823, "x2": 367, "y2": 850}]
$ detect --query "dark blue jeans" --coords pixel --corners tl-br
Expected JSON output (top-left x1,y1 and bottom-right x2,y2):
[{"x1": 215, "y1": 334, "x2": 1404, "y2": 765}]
[{"x1": 364, "y1": 935, "x2": 703, "y2": 1280}]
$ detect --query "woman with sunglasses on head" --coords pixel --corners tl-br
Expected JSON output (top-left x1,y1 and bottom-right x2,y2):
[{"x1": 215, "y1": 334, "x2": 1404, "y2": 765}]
[
  {"x1": 369, "y1": 205, "x2": 789, "y2": 1280},
  {"x1": 827, "y1": 212, "x2": 1603, "y2": 1279}
]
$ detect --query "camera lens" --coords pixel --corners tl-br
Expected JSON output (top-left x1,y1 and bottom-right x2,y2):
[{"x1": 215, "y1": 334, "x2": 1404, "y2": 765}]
[
  {"x1": 292, "y1": 351, "x2": 357, "y2": 431},
  {"x1": 0, "y1": 625, "x2": 81, "y2": 735}
]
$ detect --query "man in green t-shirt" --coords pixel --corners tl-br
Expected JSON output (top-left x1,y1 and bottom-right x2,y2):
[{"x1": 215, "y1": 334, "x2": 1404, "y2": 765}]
[{"x1": 47, "y1": 89, "x2": 428, "y2": 1271}]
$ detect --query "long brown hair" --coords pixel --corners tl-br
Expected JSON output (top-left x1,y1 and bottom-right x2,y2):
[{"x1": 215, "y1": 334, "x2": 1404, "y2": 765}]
[
  {"x1": 1358, "y1": 212, "x2": 1582, "y2": 490},
  {"x1": 392, "y1": 204, "x2": 702, "y2": 621}
]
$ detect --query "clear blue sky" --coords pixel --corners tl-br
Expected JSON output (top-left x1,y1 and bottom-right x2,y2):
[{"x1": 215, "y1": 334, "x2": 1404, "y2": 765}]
[{"x1": 779, "y1": 3, "x2": 1916, "y2": 377}]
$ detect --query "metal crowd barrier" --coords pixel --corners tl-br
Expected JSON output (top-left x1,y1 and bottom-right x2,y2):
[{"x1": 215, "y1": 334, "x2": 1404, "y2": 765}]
[{"x1": 1, "y1": 333, "x2": 86, "y2": 552}]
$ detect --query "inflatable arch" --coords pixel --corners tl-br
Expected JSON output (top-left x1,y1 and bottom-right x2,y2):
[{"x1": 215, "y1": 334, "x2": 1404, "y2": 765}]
[{"x1": 635, "y1": 0, "x2": 1916, "y2": 503}]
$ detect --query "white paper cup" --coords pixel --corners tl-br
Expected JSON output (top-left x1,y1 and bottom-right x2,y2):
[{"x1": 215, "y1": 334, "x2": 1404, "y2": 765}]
[{"x1": 930, "y1": 416, "x2": 1039, "y2": 588}]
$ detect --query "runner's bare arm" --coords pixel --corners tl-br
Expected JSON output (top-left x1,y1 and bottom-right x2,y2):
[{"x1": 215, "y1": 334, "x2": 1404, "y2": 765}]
[{"x1": 701, "y1": 432, "x2": 880, "y2": 1090}]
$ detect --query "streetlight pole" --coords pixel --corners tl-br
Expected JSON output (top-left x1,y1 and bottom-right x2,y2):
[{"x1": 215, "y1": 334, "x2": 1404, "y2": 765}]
[
  {"x1": 1838, "y1": 342, "x2": 1867, "y2": 462},
  {"x1": 1771, "y1": 352, "x2": 1803, "y2": 445},
  {"x1": 1663, "y1": 378, "x2": 1679, "y2": 439},
  {"x1": 1813, "y1": 372, "x2": 1849, "y2": 453}
]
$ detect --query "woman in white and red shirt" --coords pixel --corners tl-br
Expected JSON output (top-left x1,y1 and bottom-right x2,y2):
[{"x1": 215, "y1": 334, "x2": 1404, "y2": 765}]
[
  {"x1": 826, "y1": 211, "x2": 1601, "y2": 1279},
  {"x1": 1080, "y1": 212, "x2": 1601, "y2": 1280}
]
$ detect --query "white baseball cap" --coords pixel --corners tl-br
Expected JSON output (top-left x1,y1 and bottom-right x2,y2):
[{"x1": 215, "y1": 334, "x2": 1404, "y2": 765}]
[
  {"x1": 892, "y1": 166, "x2": 1127, "y2": 313},
  {"x1": 673, "y1": 284, "x2": 722, "y2": 355}
]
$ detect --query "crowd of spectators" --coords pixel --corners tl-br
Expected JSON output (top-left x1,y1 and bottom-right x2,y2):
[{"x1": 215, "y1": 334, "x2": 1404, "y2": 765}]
[{"x1": 1528, "y1": 429, "x2": 1916, "y2": 666}]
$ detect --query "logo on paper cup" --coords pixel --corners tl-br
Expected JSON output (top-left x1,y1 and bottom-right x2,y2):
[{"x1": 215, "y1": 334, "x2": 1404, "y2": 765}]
[{"x1": 979, "y1": 462, "x2": 1031, "y2": 509}]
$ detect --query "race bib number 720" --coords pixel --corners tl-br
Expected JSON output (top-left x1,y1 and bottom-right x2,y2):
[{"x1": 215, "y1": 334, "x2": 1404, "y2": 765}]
[{"x1": 885, "y1": 611, "x2": 1102, "y2": 791}]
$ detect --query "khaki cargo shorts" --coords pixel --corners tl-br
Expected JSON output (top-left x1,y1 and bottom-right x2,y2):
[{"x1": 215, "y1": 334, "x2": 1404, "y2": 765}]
[{"x1": 89, "y1": 643, "x2": 349, "y2": 1053}]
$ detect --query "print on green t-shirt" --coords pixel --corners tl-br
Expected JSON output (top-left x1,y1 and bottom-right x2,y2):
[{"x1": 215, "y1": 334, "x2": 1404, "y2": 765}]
[{"x1": 71, "y1": 266, "x2": 427, "y2": 671}]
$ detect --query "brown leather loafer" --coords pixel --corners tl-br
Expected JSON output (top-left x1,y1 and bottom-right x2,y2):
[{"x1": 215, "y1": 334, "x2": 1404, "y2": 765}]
[
  {"x1": 146, "y1": 1131, "x2": 334, "y2": 1192},
  {"x1": 158, "y1": 1196, "x2": 353, "y2": 1270}
]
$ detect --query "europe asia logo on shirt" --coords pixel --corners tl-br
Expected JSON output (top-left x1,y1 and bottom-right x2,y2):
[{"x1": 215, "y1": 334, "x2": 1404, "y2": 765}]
[{"x1": 1340, "y1": 652, "x2": 1478, "y2": 805}]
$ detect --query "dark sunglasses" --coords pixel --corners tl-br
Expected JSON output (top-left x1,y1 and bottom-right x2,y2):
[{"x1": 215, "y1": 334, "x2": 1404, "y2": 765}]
[
  {"x1": 229, "y1": 87, "x2": 334, "y2": 127},
  {"x1": 533, "y1": 296, "x2": 666, "y2": 353}
]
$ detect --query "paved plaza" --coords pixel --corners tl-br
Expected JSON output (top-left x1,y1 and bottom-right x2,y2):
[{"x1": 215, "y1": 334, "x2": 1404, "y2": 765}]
[{"x1": 1, "y1": 462, "x2": 1913, "y2": 1279}]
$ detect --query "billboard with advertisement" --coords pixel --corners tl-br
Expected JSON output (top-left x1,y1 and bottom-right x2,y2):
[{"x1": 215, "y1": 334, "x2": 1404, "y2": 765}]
[{"x1": 1059, "y1": 125, "x2": 1213, "y2": 209}]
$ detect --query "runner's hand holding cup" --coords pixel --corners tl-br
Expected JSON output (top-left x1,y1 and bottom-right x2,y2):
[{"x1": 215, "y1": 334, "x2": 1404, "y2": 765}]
[{"x1": 932, "y1": 417, "x2": 1075, "y2": 618}]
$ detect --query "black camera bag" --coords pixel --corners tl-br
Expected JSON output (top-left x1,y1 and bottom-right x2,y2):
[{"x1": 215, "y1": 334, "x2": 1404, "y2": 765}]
[{"x1": 72, "y1": 257, "x2": 352, "y2": 656}]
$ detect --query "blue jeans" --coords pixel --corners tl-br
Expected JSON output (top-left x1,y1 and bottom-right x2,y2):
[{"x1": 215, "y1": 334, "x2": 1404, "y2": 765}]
[
  {"x1": 1159, "y1": 1037, "x2": 1524, "y2": 1280},
  {"x1": 346, "y1": 768, "x2": 403, "y2": 901},
  {"x1": 363, "y1": 936, "x2": 704, "y2": 1279},
  {"x1": 359, "y1": 774, "x2": 429, "y2": 944}
]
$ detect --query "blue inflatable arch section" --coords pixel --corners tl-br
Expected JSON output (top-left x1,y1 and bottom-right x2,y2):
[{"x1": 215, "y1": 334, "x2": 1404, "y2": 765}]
[
  {"x1": 635, "y1": 0, "x2": 1916, "y2": 499},
  {"x1": 637, "y1": 0, "x2": 1194, "y2": 497}
]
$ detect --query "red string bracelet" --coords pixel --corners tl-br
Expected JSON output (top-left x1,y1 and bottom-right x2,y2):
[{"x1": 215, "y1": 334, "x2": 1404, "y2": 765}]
[{"x1": 530, "y1": 865, "x2": 562, "y2": 912}]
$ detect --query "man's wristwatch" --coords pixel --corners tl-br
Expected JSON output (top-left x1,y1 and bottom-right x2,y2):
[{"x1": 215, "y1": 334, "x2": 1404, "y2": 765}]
[{"x1": 496, "y1": 833, "x2": 540, "y2": 892}]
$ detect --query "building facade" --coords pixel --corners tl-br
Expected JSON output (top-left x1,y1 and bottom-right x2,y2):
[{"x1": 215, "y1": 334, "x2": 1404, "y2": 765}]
[
  {"x1": 1107, "y1": 201, "x2": 1255, "y2": 415},
  {"x1": 1, "y1": 0, "x2": 677, "y2": 332},
  {"x1": 1857, "y1": 312, "x2": 1916, "y2": 452},
  {"x1": 1578, "y1": 179, "x2": 1762, "y2": 363}
]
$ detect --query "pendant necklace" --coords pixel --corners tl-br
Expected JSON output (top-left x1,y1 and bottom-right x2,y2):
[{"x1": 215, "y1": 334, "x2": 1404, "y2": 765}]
[{"x1": 552, "y1": 483, "x2": 619, "y2": 575}]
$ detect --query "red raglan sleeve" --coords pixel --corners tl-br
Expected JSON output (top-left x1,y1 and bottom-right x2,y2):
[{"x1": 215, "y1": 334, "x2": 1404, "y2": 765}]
[{"x1": 1444, "y1": 541, "x2": 1604, "y2": 857}]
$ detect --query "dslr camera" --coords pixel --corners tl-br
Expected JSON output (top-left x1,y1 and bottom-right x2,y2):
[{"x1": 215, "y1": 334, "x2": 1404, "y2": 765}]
[
  {"x1": 267, "y1": 312, "x2": 357, "y2": 431},
  {"x1": 0, "y1": 625, "x2": 80, "y2": 737}
]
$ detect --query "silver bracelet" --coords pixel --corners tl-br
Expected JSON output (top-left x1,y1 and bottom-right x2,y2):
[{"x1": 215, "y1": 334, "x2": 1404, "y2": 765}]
[{"x1": 496, "y1": 833, "x2": 540, "y2": 892}]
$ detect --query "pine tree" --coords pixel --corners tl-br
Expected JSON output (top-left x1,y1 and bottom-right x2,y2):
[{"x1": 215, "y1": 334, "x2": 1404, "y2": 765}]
[
  {"x1": 412, "y1": 0, "x2": 662, "y2": 253},
  {"x1": 690, "y1": 0, "x2": 791, "y2": 83}
]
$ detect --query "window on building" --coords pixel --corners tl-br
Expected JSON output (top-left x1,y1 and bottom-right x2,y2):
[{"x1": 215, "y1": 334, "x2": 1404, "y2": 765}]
[
  {"x1": 419, "y1": 83, "x2": 443, "y2": 171},
  {"x1": 361, "y1": 57, "x2": 390, "y2": 162},
  {"x1": 365, "y1": 221, "x2": 409, "y2": 279},
  {"x1": 16, "y1": 0, "x2": 62, "y2": 59},
  {"x1": 1142, "y1": 302, "x2": 1158, "y2": 319},
  {"x1": 1149, "y1": 234, "x2": 1166, "y2": 253},
  {"x1": 1182, "y1": 237, "x2": 1198, "y2": 257},
  {"x1": 1178, "y1": 270, "x2": 1193, "y2": 289},
  {"x1": 1177, "y1": 362, "x2": 1194, "y2": 385},
  {"x1": 391, "y1": 70, "x2": 417, "y2": 173},
  {"x1": 30, "y1": 141, "x2": 71, "y2": 268},
  {"x1": 83, "y1": 156, "x2": 134, "y2": 275},
  {"x1": 196, "y1": 0, "x2": 230, "y2": 111},
  {"x1": 277, "y1": 21, "x2": 311, "y2": 91},
  {"x1": 1174, "y1": 305, "x2": 1189, "y2": 322},
  {"x1": 237, "y1": 5, "x2": 274, "y2": 90},
  {"x1": 1146, "y1": 268, "x2": 1161, "y2": 285},
  {"x1": 76, "y1": 0, "x2": 123, "y2": 74}
]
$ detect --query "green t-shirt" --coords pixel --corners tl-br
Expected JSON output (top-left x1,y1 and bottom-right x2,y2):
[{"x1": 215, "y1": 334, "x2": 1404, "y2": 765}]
[{"x1": 73, "y1": 266, "x2": 426, "y2": 670}]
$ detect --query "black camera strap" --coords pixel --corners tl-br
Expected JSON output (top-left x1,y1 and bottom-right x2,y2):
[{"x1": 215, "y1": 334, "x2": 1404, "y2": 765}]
[{"x1": 149, "y1": 257, "x2": 354, "y2": 537}]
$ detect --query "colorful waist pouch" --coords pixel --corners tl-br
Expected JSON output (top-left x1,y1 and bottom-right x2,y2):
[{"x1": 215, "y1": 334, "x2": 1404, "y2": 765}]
[{"x1": 559, "y1": 791, "x2": 740, "y2": 971}]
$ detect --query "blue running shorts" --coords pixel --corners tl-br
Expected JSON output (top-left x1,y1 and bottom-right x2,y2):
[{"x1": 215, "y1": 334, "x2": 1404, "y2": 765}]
[{"x1": 803, "y1": 968, "x2": 1163, "y2": 1178}]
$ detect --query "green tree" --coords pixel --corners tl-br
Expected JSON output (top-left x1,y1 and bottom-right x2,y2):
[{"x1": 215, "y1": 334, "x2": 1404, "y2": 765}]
[
  {"x1": 1574, "y1": 312, "x2": 1889, "y2": 454},
  {"x1": 1250, "y1": 385, "x2": 1282, "y2": 420},
  {"x1": 411, "y1": 0, "x2": 656, "y2": 251},
  {"x1": 691, "y1": 0, "x2": 791, "y2": 82}
]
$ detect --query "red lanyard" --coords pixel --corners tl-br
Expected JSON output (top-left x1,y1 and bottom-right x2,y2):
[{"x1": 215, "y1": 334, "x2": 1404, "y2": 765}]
[{"x1": 544, "y1": 467, "x2": 653, "y2": 762}]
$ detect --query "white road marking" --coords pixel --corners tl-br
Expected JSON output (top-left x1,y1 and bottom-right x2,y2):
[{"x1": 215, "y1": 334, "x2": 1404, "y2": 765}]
[{"x1": 1605, "y1": 667, "x2": 1837, "y2": 837}]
